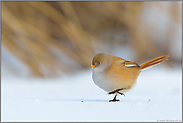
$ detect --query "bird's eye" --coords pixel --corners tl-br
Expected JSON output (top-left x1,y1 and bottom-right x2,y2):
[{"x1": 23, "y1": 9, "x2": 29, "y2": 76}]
[{"x1": 95, "y1": 62, "x2": 101, "y2": 66}]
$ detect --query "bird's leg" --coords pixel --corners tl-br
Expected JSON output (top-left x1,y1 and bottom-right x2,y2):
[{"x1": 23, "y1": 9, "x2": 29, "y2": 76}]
[
  {"x1": 108, "y1": 88, "x2": 126, "y2": 95},
  {"x1": 108, "y1": 88, "x2": 126, "y2": 102},
  {"x1": 109, "y1": 94, "x2": 119, "y2": 102},
  {"x1": 117, "y1": 92, "x2": 125, "y2": 97}
]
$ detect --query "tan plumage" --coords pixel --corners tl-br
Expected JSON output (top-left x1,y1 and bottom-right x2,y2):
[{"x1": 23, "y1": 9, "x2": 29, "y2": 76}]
[{"x1": 91, "y1": 53, "x2": 169, "y2": 102}]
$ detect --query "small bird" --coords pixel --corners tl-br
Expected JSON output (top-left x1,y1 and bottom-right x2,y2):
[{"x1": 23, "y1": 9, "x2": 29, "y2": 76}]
[{"x1": 91, "y1": 53, "x2": 169, "y2": 102}]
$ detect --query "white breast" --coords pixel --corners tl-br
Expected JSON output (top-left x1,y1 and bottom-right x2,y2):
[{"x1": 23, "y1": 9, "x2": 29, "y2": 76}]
[{"x1": 92, "y1": 67, "x2": 114, "y2": 92}]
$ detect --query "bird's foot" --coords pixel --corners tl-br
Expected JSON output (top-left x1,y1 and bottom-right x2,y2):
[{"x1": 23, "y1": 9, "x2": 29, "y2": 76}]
[
  {"x1": 107, "y1": 88, "x2": 126, "y2": 95},
  {"x1": 109, "y1": 94, "x2": 119, "y2": 102},
  {"x1": 117, "y1": 92, "x2": 125, "y2": 97},
  {"x1": 109, "y1": 98, "x2": 120, "y2": 102}
]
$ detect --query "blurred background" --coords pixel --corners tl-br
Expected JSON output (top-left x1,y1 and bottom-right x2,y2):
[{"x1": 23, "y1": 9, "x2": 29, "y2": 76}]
[{"x1": 1, "y1": 1, "x2": 182, "y2": 78}]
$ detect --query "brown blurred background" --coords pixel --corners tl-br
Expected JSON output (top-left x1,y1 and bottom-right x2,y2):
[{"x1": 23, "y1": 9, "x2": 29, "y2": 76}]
[{"x1": 1, "y1": 1, "x2": 182, "y2": 78}]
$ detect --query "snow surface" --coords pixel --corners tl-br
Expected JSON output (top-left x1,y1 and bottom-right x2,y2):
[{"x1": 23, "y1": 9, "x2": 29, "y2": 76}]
[{"x1": 1, "y1": 66, "x2": 182, "y2": 122}]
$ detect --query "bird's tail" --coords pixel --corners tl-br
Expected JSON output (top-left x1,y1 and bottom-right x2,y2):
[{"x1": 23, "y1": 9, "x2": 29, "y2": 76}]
[{"x1": 140, "y1": 55, "x2": 169, "y2": 70}]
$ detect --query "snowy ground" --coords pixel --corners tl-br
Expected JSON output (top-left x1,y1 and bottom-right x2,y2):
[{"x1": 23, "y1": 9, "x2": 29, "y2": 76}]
[{"x1": 1, "y1": 66, "x2": 182, "y2": 122}]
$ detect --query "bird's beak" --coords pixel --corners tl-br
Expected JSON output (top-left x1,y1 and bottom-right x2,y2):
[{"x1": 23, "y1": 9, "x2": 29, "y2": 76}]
[{"x1": 91, "y1": 65, "x2": 96, "y2": 69}]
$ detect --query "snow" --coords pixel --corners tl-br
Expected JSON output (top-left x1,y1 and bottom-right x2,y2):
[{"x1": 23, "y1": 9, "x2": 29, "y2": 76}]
[{"x1": 1, "y1": 66, "x2": 182, "y2": 122}]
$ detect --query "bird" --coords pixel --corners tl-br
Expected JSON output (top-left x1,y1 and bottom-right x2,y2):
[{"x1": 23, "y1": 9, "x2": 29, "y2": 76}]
[{"x1": 91, "y1": 53, "x2": 169, "y2": 102}]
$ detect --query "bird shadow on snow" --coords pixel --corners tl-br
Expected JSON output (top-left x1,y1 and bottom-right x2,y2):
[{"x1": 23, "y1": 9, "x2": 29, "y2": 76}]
[
  {"x1": 49, "y1": 98, "x2": 108, "y2": 102},
  {"x1": 49, "y1": 97, "x2": 142, "y2": 103}
]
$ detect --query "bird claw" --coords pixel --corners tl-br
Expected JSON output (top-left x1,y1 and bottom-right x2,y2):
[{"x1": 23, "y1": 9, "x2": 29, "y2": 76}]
[
  {"x1": 109, "y1": 94, "x2": 119, "y2": 102},
  {"x1": 108, "y1": 88, "x2": 126, "y2": 95},
  {"x1": 117, "y1": 92, "x2": 125, "y2": 97},
  {"x1": 109, "y1": 99, "x2": 120, "y2": 102},
  {"x1": 107, "y1": 88, "x2": 126, "y2": 96},
  {"x1": 107, "y1": 88, "x2": 126, "y2": 102},
  {"x1": 107, "y1": 91, "x2": 125, "y2": 97}
]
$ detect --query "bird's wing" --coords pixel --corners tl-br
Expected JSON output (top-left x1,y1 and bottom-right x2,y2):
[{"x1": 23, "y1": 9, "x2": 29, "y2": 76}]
[
  {"x1": 123, "y1": 61, "x2": 140, "y2": 68},
  {"x1": 116, "y1": 60, "x2": 140, "y2": 68}
]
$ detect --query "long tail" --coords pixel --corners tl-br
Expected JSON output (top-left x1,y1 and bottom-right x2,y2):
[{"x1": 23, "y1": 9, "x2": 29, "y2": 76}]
[{"x1": 140, "y1": 55, "x2": 169, "y2": 70}]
